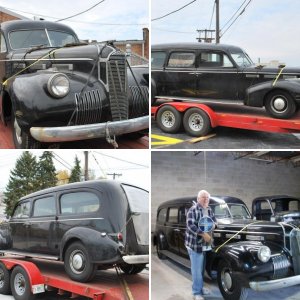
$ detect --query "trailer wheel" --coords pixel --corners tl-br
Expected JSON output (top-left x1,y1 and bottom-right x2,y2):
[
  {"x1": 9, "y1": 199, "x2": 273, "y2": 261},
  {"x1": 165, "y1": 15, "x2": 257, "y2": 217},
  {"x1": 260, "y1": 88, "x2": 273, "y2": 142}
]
[
  {"x1": 119, "y1": 263, "x2": 146, "y2": 275},
  {"x1": 10, "y1": 266, "x2": 35, "y2": 300},
  {"x1": 217, "y1": 260, "x2": 248, "y2": 300},
  {"x1": 64, "y1": 242, "x2": 97, "y2": 282},
  {"x1": 0, "y1": 262, "x2": 11, "y2": 295},
  {"x1": 183, "y1": 108, "x2": 211, "y2": 137},
  {"x1": 156, "y1": 105, "x2": 182, "y2": 133},
  {"x1": 265, "y1": 91, "x2": 296, "y2": 119}
]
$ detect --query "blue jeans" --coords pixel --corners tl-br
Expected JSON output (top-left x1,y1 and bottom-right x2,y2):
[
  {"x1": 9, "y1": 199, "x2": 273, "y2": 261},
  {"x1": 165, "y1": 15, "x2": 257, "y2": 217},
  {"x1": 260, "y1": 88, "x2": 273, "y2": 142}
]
[{"x1": 187, "y1": 248, "x2": 204, "y2": 296}]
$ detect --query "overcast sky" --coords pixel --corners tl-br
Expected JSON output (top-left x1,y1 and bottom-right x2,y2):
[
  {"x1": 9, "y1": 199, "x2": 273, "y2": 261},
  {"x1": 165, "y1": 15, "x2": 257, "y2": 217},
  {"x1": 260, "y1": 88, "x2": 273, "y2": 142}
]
[
  {"x1": 152, "y1": 0, "x2": 300, "y2": 66},
  {"x1": 0, "y1": 150, "x2": 150, "y2": 192},
  {"x1": 1, "y1": 0, "x2": 148, "y2": 41}
]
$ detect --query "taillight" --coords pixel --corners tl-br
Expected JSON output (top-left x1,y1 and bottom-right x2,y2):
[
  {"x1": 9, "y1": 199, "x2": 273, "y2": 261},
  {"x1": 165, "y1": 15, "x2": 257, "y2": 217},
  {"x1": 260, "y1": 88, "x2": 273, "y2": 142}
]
[{"x1": 117, "y1": 232, "x2": 123, "y2": 241}]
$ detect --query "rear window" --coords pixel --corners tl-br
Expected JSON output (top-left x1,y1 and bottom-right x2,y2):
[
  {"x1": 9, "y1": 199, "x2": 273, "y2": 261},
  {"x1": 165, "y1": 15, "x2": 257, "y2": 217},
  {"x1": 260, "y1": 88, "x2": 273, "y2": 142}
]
[
  {"x1": 122, "y1": 184, "x2": 148, "y2": 213},
  {"x1": 59, "y1": 191, "x2": 100, "y2": 214}
]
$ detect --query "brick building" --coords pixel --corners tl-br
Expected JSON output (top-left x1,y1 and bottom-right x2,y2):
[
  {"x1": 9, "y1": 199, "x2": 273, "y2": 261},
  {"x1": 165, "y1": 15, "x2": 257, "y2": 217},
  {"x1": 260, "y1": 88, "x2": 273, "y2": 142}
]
[{"x1": 0, "y1": 6, "x2": 28, "y2": 23}]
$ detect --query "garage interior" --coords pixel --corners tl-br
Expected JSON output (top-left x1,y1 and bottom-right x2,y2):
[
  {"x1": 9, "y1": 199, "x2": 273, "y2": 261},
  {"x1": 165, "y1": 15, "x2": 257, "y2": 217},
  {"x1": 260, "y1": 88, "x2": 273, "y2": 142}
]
[{"x1": 151, "y1": 151, "x2": 300, "y2": 300}]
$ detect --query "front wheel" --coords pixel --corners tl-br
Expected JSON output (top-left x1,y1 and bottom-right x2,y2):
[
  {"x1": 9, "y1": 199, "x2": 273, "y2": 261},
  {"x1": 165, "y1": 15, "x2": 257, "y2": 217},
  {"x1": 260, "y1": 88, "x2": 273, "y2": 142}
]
[
  {"x1": 217, "y1": 260, "x2": 248, "y2": 300},
  {"x1": 265, "y1": 91, "x2": 296, "y2": 119},
  {"x1": 64, "y1": 242, "x2": 97, "y2": 282},
  {"x1": 156, "y1": 105, "x2": 182, "y2": 134},
  {"x1": 119, "y1": 263, "x2": 146, "y2": 275},
  {"x1": 10, "y1": 266, "x2": 35, "y2": 300},
  {"x1": 183, "y1": 108, "x2": 211, "y2": 137}
]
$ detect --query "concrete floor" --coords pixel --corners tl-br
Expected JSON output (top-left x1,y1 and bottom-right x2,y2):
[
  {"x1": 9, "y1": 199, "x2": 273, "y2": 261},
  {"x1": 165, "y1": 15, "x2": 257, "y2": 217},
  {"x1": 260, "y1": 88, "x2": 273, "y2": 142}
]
[{"x1": 151, "y1": 249, "x2": 300, "y2": 300}]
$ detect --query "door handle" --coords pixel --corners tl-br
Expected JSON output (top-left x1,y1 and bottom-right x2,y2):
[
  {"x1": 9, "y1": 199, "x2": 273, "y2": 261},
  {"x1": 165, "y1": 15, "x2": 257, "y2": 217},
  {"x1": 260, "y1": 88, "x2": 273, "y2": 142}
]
[{"x1": 173, "y1": 229, "x2": 180, "y2": 232}]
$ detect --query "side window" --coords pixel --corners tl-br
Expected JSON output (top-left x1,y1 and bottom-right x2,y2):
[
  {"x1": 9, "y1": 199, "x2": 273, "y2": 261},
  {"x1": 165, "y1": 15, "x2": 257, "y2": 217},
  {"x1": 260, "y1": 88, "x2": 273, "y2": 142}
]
[
  {"x1": 60, "y1": 191, "x2": 100, "y2": 214},
  {"x1": 168, "y1": 207, "x2": 178, "y2": 223},
  {"x1": 178, "y1": 206, "x2": 188, "y2": 224},
  {"x1": 151, "y1": 51, "x2": 167, "y2": 68},
  {"x1": 157, "y1": 208, "x2": 167, "y2": 223},
  {"x1": 12, "y1": 201, "x2": 30, "y2": 218},
  {"x1": 199, "y1": 51, "x2": 233, "y2": 67},
  {"x1": 0, "y1": 34, "x2": 7, "y2": 53},
  {"x1": 167, "y1": 52, "x2": 195, "y2": 68},
  {"x1": 33, "y1": 196, "x2": 56, "y2": 217}
]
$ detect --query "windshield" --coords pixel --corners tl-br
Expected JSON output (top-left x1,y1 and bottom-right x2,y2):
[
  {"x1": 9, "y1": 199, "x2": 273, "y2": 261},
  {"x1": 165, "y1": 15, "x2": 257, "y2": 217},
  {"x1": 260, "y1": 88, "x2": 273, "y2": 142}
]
[
  {"x1": 230, "y1": 51, "x2": 253, "y2": 67},
  {"x1": 9, "y1": 29, "x2": 77, "y2": 50},
  {"x1": 210, "y1": 203, "x2": 251, "y2": 219},
  {"x1": 122, "y1": 184, "x2": 148, "y2": 213}
]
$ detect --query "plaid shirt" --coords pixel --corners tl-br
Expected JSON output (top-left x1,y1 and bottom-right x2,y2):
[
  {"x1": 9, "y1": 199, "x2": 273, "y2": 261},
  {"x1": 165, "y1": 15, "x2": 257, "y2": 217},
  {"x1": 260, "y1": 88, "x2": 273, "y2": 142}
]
[{"x1": 185, "y1": 203, "x2": 216, "y2": 253}]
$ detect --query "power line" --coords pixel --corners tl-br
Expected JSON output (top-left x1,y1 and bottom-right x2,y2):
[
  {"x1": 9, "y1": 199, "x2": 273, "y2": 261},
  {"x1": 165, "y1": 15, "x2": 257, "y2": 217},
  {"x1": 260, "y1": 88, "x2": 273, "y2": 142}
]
[
  {"x1": 56, "y1": 0, "x2": 106, "y2": 22},
  {"x1": 208, "y1": 1, "x2": 216, "y2": 30},
  {"x1": 152, "y1": 0, "x2": 197, "y2": 22},
  {"x1": 152, "y1": 26, "x2": 195, "y2": 34},
  {"x1": 52, "y1": 153, "x2": 73, "y2": 171},
  {"x1": 220, "y1": 0, "x2": 252, "y2": 38}
]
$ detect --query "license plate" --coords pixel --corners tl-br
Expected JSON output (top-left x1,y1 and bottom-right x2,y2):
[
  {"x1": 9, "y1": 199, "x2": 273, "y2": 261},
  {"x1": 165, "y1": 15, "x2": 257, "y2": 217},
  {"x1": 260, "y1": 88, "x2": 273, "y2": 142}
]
[{"x1": 32, "y1": 284, "x2": 45, "y2": 294}]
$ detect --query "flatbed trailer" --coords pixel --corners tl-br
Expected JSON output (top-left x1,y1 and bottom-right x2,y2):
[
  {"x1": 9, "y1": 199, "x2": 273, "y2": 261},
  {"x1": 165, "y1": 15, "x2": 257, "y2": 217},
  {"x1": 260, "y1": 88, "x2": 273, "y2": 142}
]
[
  {"x1": 151, "y1": 98, "x2": 300, "y2": 137},
  {"x1": 0, "y1": 256, "x2": 148, "y2": 300}
]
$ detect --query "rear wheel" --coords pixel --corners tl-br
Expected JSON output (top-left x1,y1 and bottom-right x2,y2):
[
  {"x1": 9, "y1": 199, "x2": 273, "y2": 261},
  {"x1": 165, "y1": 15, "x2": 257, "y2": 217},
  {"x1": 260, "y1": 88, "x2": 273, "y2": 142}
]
[
  {"x1": 156, "y1": 105, "x2": 182, "y2": 134},
  {"x1": 183, "y1": 108, "x2": 211, "y2": 137},
  {"x1": 0, "y1": 262, "x2": 11, "y2": 295},
  {"x1": 10, "y1": 266, "x2": 35, "y2": 300},
  {"x1": 265, "y1": 91, "x2": 296, "y2": 119},
  {"x1": 156, "y1": 241, "x2": 166, "y2": 259},
  {"x1": 119, "y1": 263, "x2": 146, "y2": 274}
]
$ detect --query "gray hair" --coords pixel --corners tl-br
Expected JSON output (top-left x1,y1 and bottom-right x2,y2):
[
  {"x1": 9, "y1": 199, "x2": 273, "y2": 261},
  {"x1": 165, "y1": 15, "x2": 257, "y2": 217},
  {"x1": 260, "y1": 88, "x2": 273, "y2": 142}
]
[{"x1": 197, "y1": 189, "x2": 210, "y2": 200}]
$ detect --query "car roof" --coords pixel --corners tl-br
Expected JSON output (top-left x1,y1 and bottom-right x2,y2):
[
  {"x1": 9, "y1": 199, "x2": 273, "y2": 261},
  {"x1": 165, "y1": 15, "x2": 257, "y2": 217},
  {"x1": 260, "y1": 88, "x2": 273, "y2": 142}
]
[
  {"x1": 253, "y1": 195, "x2": 300, "y2": 202},
  {"x1": 152, "y1": 42, "x2": 244, "y2": 53}
]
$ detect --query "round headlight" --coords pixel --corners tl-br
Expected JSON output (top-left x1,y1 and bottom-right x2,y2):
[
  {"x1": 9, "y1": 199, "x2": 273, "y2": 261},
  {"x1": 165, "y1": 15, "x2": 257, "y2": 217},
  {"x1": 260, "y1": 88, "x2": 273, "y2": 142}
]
[
  {"x1": 257, "y1": 246, "x2": 271, "y2": 263},
  {"x1": 47, "y1": 73, "x2": 70, "y2": 98}
]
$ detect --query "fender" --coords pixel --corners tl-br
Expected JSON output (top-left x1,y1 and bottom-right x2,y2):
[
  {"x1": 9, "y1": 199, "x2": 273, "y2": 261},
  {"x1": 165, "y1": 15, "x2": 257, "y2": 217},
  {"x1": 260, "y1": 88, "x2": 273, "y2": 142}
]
[
  {"x1": 60, "y1": 227, "x2": 121, "y2": 264},
  {"x1": 245, "y1": 79, "x2": 300, "y2": 107},
  {"x1": 155, "y1": 231, "x2": 168, "y2": 250}
]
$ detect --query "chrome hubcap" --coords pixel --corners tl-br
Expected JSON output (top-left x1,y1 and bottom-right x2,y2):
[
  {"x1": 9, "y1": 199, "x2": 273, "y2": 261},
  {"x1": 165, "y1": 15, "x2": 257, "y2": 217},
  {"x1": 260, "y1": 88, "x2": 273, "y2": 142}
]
[
  {"x1": 0, "y1": 270, "x2": 4, "y2": 288},
  {"x1": 188, "y1": 113, "x2": 204, "y2": 131},
  {"x1": 14, "y1": 273, "x2": 26, "y2": 296},
  {"x1": 161, "y1": 111, "x2": 175, "y2": 128},
  {"x1": 221, "y1": 269, "x2": 233, "y2": 292},
  {"x1": 14, "y1": 118, "x2": 23, "y2": 145},
  {"x1": 70, "y1": 251, "x2": 85, "y2": 274},
  {"x1": 272, "y1": 97, "x2": 287, "y2": 112}
]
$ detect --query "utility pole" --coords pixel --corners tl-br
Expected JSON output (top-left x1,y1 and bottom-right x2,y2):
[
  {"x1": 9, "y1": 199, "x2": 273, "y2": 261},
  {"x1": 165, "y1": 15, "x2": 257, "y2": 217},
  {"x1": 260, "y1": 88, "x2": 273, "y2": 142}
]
[
  {"x1": 84, "y1": 151, "x2": 89, "y2": 181},
  {"x1": 216, "y1": 0, "x2": 220, "y2": 43}
]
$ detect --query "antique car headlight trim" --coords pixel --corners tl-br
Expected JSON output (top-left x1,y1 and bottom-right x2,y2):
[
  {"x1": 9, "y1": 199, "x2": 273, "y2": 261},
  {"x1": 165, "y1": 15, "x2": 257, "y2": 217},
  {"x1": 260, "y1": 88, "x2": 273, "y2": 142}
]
[
  {"x1": 47, "y1": 73, "x2": 70, "y2": 98},
  {"x1": 257, "y1": 246, "x2": 271, "y2": 263}
]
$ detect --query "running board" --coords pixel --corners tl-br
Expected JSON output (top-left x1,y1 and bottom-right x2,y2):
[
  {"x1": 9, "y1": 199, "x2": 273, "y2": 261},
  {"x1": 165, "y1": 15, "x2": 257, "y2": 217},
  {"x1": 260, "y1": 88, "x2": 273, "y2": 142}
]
[
  {"x1": 0, "y1": 250, "x2": 59, "y2": 261},
  {"x1": 161, "y1": 250, "x2": 191, "y2": 268}
]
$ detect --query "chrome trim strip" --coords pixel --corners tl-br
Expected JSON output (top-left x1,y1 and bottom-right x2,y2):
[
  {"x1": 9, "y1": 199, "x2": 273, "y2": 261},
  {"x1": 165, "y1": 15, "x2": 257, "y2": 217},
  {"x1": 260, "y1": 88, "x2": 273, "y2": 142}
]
[
  {"x1": 9, "y1": 217, "x2": 104, "y2": 223},
  {"x1": 0, "y1": 250, "x2": 59, "y2": 261},
  {"x1": 122, "y1": 254, "x2": 149, "y2": 264},
  {"x1": 249, "y1": 275, "x2": 300, "y2": 291}
]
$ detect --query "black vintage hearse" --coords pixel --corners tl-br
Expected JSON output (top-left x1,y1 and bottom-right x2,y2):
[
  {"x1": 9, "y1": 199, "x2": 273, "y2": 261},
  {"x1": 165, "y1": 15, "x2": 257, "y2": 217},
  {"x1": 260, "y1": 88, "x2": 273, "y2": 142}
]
[
  {"x1": 0, "y1": 180, "x2": 149, "y2": 282},
  {"x1": 152, "y1": 43, "x2": 300, "y2": 119},
  {"x1": 153, "y1": 196, "x2": 300, "y2": 300},
  {"x1": 0, "y1": 20, "x2": 149, "y2": 148}
]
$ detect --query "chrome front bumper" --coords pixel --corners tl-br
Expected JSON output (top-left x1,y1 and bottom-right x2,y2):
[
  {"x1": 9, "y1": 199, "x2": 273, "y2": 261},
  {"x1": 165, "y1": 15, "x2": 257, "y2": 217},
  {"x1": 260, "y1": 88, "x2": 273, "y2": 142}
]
[
  {"x1": 249, "y1": 274, "x2": 300, "y2": 291},
  {"x1": 122, "y1": 254, "x2": 149, "y2": 264},
  {"x1": 30, "y1": 116, "x2": 149, "y2": 143}
]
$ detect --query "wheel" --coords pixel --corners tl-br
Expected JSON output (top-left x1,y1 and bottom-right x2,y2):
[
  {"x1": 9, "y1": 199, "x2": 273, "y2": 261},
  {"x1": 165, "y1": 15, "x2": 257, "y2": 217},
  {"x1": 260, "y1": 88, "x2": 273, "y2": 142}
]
[
  {"x1": 156, "y1": 241, "x2": 166, "y2": 260},
  {"x1": 12, "y1": 114, "x2": 41, "y2": 149},
  {"x1": 265, "y1": 90, "x2": 296, "y2": 119},
  {"x1": 119, "y1": 263, "x2": 146, "y2": 275},
  {"x1": 156, "y1": 105, "x2": 182, "y2": 133},
  {"x1": 0, "y1": 262, "x2": 11, "y2": 295},
  {"x1": 217, "y1": 260, "x2": 248, "y2": 300},
  {"x1": 10, "y1": 266, "x2": 35, "y2": 300},
  {"x1": 183, "y1": 108, "x2": 211, "y2": 137},
  {"x1": 64, "y1": 242, "x2": 97, "y2": 282}
]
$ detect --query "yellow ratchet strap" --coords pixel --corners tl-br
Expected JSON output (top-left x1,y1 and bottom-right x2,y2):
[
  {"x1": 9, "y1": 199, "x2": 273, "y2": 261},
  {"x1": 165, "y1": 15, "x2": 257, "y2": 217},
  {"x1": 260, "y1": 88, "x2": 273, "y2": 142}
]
[
  {"x1": 215, "y1": 220, "x2": 263, "y2": 253},
  {"x1": 2, "y1": 48, "x2": 60, "y2": 87},
  {"x1": 272, "y1": 66, "x2": 285, "y2": 87}
]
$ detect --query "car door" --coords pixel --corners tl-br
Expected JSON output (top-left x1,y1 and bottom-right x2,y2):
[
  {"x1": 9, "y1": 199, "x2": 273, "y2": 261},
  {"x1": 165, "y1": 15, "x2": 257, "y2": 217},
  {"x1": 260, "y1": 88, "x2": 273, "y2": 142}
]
[
  {"x1": 9, "y1": 200, "x2": 31, "y2": 250},
  {"x1": 195, "y1": 50, "x2": 239, "y2": 100},
  {"x1": 163, "y1": 51, "x2": 197, "y2": 97},
  {"x1": 27, "y1": 194, "x2": 58, "y2": 255},
  {"x1": 165, "y1": 207, "x2": 180, "y2": 254},
  {"x1": 178, "y1": 205, "x2": 190, "y2": 259}
]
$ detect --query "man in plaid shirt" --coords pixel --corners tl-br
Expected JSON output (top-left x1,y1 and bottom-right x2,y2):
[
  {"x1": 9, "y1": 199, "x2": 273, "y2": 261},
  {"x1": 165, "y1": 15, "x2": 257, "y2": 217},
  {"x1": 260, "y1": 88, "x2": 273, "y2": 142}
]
[{"x1": 185, "y1": 190, "x2": 217, "y2": 300}]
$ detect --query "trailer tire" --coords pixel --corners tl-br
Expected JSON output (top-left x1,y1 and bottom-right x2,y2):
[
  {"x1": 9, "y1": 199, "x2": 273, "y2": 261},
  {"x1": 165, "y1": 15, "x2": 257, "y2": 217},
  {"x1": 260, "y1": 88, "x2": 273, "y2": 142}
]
[
  {"x1": 119, "y1": 263, "x2": 146, "y2": 275},
  {"x1": 64, "y1": 242, "x2": 97, "y2": 282},
  {"x1": 10, "y1": 266, "x2": 35, "y2": 300},
  {"x1": 0, "y1": 262, "x2": 11, "y2": 295},
  {"x1": 183, "y1": 108, "x2": 211, "y2": 137},
  {"x1": 157, "y1": 105, "x2": 182, "y2": 133}
]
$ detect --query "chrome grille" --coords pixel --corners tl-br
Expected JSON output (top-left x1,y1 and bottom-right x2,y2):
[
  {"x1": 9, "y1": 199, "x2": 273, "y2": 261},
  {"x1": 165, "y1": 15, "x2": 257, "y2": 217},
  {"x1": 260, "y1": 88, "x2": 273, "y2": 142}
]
[
  {"x1": 129, "y1": 85, "x2": 149, "y2": 117},
  {"x1": 108, "y1": 51, "x2": 128, "y2": 121},
  {"x1": 290, "y1": 228, "x2": 300, "y2": 275},
  {"x1": 74, "y1": 90, "x2": 103, "y2": 125},
  {"x1": 272, "y1": 254, "x2": 291, "y2": 279}
]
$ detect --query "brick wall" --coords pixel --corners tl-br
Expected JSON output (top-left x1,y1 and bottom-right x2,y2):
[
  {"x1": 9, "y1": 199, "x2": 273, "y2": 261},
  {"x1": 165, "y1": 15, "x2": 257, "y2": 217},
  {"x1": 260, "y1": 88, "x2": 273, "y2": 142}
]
[
  {"x1": 0, "y1": 12, "x2": 19, "y2": 23},
  {"x1": 151, "y1": 151, "x2": 300, "y2": 228}
]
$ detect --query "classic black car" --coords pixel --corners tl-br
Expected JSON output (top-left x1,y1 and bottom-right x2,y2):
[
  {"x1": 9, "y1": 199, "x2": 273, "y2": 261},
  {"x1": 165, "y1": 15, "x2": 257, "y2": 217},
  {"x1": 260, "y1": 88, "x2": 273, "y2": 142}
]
[
  {"x1": 0, "y1": 20, "x2": 149, "y2": 149},
  {"x1": 153, "y1": 196, "x2": 300, "y2": 300},
  {"x1": 0, "y1": 180, "x2": 149, "y2": 282},
  {"x1": 151, "y1": 43, "x2": 300, "y2": 119},
  {"x1": 252, "y1": 195, "x2": 300, "y2": 226}
]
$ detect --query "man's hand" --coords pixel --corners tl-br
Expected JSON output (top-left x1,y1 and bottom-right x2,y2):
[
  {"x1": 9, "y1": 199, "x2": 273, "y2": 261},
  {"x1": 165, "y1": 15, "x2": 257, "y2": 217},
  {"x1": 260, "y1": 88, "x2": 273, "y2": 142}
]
[{"x1": 200, "y1": 232, "x2": 211, "y2": 242}]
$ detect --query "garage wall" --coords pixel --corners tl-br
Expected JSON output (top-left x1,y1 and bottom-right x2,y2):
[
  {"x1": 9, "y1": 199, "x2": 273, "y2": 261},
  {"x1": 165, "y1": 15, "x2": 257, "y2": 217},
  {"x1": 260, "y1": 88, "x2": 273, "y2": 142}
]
[{"x1": 151, "y1": 151, "x2": 300, "y2": 228}]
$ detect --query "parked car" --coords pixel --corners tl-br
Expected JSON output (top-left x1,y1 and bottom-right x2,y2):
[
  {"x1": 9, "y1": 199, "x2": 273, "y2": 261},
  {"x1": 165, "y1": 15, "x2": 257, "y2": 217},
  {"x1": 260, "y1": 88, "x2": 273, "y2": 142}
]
[
  {"x1": 151, "y1": 43, "x2": 300, "y2": 119},
  {"x1": 153, "y1": 195, "x2": 300, "y2": 300},
  {"x1": 0, "y1": 180, "x2": 149, "y2": 282},
  {"x1": 0, "y1": 20, "x2": 149, "y2": 149},
  {"x1": 252, "y1": 195, "x2": 300, "y2": 226}
]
